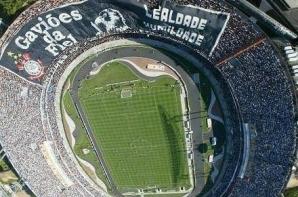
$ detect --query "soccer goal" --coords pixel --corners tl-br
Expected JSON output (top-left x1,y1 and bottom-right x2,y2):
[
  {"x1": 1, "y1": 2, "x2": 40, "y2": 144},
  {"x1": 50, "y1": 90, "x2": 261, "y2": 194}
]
[{"x1": 121, "y1": 88, "x2": 133, "y2": 98}]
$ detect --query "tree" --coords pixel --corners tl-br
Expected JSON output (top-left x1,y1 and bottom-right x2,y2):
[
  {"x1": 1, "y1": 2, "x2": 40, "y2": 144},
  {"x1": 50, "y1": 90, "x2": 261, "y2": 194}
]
[
  {"x1": 284, "y1": 187, "x2": 298, "y2": 197},
  {"x1": 0, "y1": 0, "x2": 35, "y2": 16}
]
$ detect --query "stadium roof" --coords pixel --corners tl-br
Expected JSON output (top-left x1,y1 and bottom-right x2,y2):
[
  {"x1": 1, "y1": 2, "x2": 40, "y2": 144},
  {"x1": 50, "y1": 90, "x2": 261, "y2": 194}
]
[{"x1": 283, "y1": 0, "x2": 298, "y2": 8}]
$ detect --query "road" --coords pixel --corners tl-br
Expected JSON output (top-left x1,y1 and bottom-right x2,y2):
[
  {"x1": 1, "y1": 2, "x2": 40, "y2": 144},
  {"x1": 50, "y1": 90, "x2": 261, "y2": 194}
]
[{"x1": 70, "y1": 46, "x2": 205, "y2": 196}]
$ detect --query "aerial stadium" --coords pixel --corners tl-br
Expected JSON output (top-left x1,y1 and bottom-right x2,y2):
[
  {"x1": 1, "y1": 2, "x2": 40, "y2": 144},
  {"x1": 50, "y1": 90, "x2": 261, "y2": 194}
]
[{"x1": 0, "y1": 0, "x2": 297, "y2": 197}]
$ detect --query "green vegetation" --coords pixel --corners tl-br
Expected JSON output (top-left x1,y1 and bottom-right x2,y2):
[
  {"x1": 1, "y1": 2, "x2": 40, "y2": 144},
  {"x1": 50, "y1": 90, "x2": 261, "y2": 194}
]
[
  {"x1": 157, "y1": 48, "x2": 215, "y2": 194},
  {"x1": 285, "y1": 187, "x2": 298, "y2": 197},
  {"x1": 78, "y1": 62, "x2": 190, "y2": 192},
  {"x1": 61, "y1": 48, "x2": 219, "y2": 195},
  {"x1": 62, "y1": 81, "x2": 111, "y2": 191},
  {"x1": 79, "y1": 62, "x2": 138, "y2": 95},
  {"x1": 0, "y1": 159, "x2": 9, "y2": 172},
  {"x1": 198, "y1": 75, "x2": 211, "y2": 134},
  {"x1": 202, "y1": 142, "x2": 213, "y2": 180},
  {"x1": 157, "y1": 48, "x2": 211, "y2": 133},
  {"x1": 0, "y1": 0, "x2": 36, "y2": 35},
  {"x1": 0, "y1": 170, "x2": 18, "y2": 184},
  {"x1": 0, "y1": 0, "x2": 35, "y2": 16}
]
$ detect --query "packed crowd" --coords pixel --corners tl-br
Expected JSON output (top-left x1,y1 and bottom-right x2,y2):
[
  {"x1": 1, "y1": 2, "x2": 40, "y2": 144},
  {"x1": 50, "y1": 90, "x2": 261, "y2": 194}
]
[
  {"x1": 0, "y1": 70, "x2": 95, "y2": 197},
  {"x1": 42, "y1": 90, "x2": 106, "y2": 197},
  {"x1": 218, "y1": 40, "x2": 296, "y2": 196},
  {"x1": 142, "y1": 0, "x2": 264, "y2": 62}
]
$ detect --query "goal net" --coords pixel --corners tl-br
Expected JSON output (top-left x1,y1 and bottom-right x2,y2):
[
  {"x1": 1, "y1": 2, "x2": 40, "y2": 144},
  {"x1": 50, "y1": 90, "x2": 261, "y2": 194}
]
[{"x1": 121, "y1": 88, "x2": 133, "y2": 98}]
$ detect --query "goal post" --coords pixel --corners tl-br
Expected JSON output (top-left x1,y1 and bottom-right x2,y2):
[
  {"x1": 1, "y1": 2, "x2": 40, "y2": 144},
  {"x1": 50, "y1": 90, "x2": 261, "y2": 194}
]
[{"x1": 121, "y1": 88, "x2": 133, "y2": 98}]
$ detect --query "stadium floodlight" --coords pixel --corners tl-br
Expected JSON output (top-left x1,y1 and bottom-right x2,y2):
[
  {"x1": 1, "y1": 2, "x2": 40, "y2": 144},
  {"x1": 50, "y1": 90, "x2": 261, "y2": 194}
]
[
  {"x1": 287, "y1": 52, "x2": 298, "y2": 58},
  {"x1": 289, "y1": 56, "x2": 298, "y2": 62},
  {"x1": 285, "y1": 46, "x2": 293, "y2": 51},
  {"x1": 293, "y1": 71, "x2": 298, "y2": 76},
  {"x1": 210, "y1": 137, "x2": 217, "y2": 146},
  {"x1": 286, "y1": 49, "x2": 295, "y2": 54}
]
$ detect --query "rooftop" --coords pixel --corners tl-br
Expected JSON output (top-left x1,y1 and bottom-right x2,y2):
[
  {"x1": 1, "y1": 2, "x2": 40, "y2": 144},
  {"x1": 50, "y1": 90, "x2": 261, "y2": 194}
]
[{"x1": 284, "y1": 0, "x2": 298, "y2": 8}]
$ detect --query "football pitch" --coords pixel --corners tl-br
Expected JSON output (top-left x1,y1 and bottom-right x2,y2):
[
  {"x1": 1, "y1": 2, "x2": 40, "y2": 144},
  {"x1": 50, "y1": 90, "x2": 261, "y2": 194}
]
[{"x1": 77, "y1": 62, "x2": 190, "y2": 191}]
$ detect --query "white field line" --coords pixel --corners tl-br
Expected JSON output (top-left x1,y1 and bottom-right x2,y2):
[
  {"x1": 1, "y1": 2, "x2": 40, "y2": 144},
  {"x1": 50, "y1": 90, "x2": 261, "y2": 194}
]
[
  {"x1": 105, "y1": 79, "x2": 140, "y2": 86},
  {"x1": 119, "y1": 58, "x2": 194, "y2": 194},
  {"x1": 53, "y1": 40, "x2": 196, "y2": 195}
]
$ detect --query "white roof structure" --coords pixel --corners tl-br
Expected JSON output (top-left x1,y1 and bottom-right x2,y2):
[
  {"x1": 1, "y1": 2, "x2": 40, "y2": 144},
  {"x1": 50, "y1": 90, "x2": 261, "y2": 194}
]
[
  {"x1": 284, "y1": 46, "x2": 293, "y2": 51},
  {"x1": 284, "y1": 0, "x2": 298, "y2": 8}
]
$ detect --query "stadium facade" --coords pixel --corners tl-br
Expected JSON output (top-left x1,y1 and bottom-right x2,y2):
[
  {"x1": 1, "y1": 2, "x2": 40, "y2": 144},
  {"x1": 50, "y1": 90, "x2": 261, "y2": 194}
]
[{"x1": 0, "y1": 0, "x2": 296, "y2": 197}]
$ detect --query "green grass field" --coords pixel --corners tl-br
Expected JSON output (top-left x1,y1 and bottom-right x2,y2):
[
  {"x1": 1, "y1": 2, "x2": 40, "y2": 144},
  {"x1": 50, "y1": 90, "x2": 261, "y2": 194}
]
[
  {"x1": 153, "y1": 49, "x2": 215, "y2": 194},
  {"x1": 61, "y1": 62, "x2": 111, "y2": 190},
  {"x1": 78, "y1": 62, "x2": 190, "y2": 192},
  {"x1": 62, "y1": 90, "x2": 111, "y2": 191}
]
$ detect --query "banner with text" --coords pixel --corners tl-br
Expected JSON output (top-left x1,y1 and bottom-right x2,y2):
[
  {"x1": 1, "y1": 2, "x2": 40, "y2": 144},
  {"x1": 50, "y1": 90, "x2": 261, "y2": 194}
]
[{"x1": 0, "y1": 0, "x2": 229, "y2": 82}]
